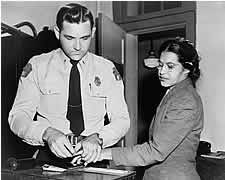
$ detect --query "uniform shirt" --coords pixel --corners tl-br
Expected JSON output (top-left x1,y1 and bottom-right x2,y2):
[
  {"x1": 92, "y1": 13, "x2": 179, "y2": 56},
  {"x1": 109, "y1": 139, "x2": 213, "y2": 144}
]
[{"x1": 8, "y1": 49, "x2": 130, "y2": 148}]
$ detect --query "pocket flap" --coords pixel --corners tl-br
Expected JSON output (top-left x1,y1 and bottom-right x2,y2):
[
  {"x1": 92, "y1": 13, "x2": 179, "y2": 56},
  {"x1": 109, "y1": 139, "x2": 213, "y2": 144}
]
[{"x1": 40, "y1": 81, "x2": 61, "y2": 95}]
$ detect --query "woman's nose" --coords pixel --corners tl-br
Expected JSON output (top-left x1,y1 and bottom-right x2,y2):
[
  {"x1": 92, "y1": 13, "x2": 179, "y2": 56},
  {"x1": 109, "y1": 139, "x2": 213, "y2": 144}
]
[{"x1": 159, "y1": 64, "x2": 167, "y2": 75}]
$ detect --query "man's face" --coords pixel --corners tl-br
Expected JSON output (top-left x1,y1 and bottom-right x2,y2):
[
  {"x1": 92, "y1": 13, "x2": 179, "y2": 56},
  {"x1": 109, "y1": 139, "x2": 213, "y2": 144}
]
[{"x1": 55, "y1": 21, "x2": 95, "y2": 61}]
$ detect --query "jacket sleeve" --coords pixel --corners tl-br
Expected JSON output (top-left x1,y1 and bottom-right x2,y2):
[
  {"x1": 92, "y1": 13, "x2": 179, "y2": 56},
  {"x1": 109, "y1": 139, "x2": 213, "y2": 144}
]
[
  {"x1": 98, "y1": 64, "x2": 130, "y2": 148},
  {"x1": 8, "y1": 59, "x2": 50, "y2": 146},
  {"x1": 111, "y1": 93, "x2": 200, "y2": 166}
]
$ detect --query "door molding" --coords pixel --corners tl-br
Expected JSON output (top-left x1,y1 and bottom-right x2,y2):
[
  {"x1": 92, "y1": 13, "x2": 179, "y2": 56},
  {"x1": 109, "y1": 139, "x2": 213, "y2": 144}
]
[{"x1": 121, "y1": 11, "x2": 195, "y2": 43}]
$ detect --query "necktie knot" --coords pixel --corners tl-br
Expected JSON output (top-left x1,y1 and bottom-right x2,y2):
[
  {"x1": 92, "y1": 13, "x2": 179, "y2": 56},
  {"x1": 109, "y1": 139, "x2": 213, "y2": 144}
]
[{"x1": 70, "y1": 59, "x2": 79, "y2": 67}]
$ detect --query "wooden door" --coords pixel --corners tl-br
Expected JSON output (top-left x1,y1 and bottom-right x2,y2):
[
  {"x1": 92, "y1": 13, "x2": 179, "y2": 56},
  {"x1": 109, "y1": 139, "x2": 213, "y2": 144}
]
[
  {"x1": 96, "y1": 13, "x2": 126, "y2": 65},
  {"x1": 96, "y1": 13, "x2": 138, "y2": 147}
]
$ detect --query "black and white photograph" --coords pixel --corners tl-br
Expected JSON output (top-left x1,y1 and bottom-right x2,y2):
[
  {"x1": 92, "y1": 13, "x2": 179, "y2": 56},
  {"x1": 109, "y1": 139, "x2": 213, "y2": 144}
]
[{"x1": 1, "y1": 1, "x2": 225, "y2": 180}]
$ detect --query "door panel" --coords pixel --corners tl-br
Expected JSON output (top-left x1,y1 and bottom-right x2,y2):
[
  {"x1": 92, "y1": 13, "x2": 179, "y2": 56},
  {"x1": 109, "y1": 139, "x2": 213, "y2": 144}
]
[
  {"x1": 97, "y1": 13, "x2": 125, "y2": 65},
  {"x1": 124, "y1": 34, "x2": 138, "y2": 147},
  {"x1": 96, "y1": 13, "x2": 138, "y2": 148}
]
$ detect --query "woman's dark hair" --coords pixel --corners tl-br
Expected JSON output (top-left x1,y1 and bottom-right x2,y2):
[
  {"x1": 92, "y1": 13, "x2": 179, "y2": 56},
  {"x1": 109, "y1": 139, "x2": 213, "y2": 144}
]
[
  {"x1": 158, "y1": 37, "x2": 201, "y2": 87},
  {"x1": 56, "y1": 3, "x2": 94, "y2": 31}
]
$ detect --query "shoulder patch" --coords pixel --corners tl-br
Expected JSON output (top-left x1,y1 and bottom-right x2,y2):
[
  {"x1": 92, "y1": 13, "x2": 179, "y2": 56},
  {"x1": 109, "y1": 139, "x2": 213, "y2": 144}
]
[
  {"x1": 112, "y1": 67, "x2": 122, "y2": 81},
  {"x1": 21, "y1": 63, "x2": 32, "y2": 78},
  {"x1": 94, "y1": 76, "x2": 101, "y2": 86}
]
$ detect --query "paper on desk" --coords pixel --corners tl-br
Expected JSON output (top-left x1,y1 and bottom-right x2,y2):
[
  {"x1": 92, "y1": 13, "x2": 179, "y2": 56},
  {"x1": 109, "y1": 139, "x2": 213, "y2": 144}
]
[
  {"x1": 42, "y1": 164, "x2": 66, "y2": 172},
  {"x1": 76, "y1": 167, "x2": 130, "y2": 176},
  {"x1": 201, "y1": 151, "x2": 225, "y2": 159}
]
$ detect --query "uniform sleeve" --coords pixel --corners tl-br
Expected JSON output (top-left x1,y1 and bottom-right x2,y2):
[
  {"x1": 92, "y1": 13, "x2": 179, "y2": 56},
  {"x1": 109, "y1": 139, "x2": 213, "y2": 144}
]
[
  {"x1": 98, "y1": 64, "x2": 130, "y2": 148},
  {"x1": 111, "y1": 94, "x2": 199, "y2": 166},
  {"x1": 8, "y1": 60, "x2": 51, "y2": 146}
]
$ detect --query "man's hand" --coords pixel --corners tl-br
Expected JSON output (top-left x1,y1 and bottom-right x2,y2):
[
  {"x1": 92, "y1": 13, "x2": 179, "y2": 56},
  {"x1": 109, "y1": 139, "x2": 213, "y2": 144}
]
[
  {"x1": 71, "y1": 146, "x2": 112, "y2": 166},
  {"x1": 42, "y1": 127, "x2": 75, "y2": 158},
  {"x1": 73, "y1": 133, "x2": 103, "y2": 164}
]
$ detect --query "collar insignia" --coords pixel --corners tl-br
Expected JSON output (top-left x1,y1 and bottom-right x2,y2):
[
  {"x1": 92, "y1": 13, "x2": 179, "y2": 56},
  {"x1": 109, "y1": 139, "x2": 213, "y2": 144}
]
[
  {"x1": 21, "y1": 63, "x2": 32, "y2": 78},
  {"x1": 113, "y1": 67, "x2": 122, "y2": 81}
]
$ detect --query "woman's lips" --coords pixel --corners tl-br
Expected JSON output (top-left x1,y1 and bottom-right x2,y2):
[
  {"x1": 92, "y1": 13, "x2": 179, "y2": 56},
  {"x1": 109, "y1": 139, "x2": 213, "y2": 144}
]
[{"x1": 159, "y1": 77, "x2": 168, "y2": 81}]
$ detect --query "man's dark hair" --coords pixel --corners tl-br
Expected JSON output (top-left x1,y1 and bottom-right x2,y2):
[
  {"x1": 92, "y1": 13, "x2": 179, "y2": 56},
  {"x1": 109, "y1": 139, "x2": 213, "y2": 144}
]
[{"x1": 56, "y1": 3, "x2": 94, "y2": 31}]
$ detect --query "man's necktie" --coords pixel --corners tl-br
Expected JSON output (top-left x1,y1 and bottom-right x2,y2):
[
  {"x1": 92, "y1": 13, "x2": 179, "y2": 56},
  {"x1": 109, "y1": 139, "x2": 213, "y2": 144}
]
[{"x1": 66, "y1": 60, "x2": 84, "y2": 136}]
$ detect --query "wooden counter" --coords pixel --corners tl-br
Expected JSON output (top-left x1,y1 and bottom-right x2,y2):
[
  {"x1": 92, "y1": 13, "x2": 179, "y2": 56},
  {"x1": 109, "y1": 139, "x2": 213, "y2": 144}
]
[
  {"x1": 2, "y1": 166, "x2": 136, "y2": 180},
  {"x1": 196, "y1": 156, "x2": 225, "y2": 180}
]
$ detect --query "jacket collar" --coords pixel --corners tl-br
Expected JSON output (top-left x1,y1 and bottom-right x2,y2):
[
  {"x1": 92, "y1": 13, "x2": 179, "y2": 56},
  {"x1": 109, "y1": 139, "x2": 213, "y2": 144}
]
[
  {"x1": 168, "y1": 78, "x2": 193, "y2": 96},
  {"x1": 157, "y1": 78, "x2": 193, "y2": 111}
]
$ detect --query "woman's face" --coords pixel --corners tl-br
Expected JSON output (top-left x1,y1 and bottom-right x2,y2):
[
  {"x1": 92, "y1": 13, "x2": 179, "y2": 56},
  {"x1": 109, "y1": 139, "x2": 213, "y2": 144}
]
[{"x1": 157, "y1": 51, "x2": 189, "y2": 87}]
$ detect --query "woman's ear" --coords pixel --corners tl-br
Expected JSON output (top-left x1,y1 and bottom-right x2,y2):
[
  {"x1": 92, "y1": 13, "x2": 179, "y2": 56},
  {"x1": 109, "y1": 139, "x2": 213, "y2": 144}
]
[
  {"x1": 54, "y1": 26, "x2": 60, "y2": 40},
  {"x1": 184, "y1": 68, "x2": 190, "y2": 76}
]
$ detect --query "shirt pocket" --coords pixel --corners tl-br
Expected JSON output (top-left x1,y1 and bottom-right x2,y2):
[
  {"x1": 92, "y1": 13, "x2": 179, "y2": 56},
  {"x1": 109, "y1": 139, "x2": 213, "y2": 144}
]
[
  {"x1": 88, "y1": 81, "x2": 106, "y2": 98},
  {"x1": 39, "y1": 80, "x2": 66, "y2": 114},
  {"x1": 40, "y1": 81, "x2": 61, "y2": 95}
]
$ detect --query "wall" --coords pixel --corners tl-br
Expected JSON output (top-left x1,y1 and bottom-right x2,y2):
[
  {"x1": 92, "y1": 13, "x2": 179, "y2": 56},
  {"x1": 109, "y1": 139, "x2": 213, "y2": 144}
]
[
  {"x1": 1, "y1": 1, "x2": 112, "y2": 35},
  {"x1": 197, "y1": 2, "x2": 225, "y2": 151}
]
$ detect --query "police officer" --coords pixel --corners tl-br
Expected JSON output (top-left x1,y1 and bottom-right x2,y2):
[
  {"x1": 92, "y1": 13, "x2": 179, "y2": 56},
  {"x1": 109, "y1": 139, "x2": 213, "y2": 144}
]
[{"x1": 8, "y1": 3, "x2": 130, "y2": 166}]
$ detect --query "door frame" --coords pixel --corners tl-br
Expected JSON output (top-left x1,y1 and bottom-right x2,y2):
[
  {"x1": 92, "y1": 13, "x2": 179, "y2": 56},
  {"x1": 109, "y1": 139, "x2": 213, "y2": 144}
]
[
  {"x1": 123, "y1": 11, "x2": 195, "y2": 43},
  {"x1": 124, "y1": 11, "x2": 196, "y2": 146}
]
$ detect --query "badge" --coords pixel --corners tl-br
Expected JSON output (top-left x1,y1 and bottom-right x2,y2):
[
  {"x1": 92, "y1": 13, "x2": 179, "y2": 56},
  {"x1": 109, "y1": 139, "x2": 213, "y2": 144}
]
[
  {"x1": 94, "y1": 76, "x2": 101, "y2": 86},
  {"x1": 113, "y1": 67, "x2": 122, "y2": 81},
  {"x1": 21, "y1": 63, "x2": 32, "y2": 78}
]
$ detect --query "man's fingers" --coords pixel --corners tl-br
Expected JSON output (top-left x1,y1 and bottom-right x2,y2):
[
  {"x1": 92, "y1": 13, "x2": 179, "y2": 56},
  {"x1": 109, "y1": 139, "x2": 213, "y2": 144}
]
[
  {"x1": 86, "y1": 149, "x2": 97, "y2": 163},
  {"x1": 44, "y1": 128, "x2": 76, "y2": 158},
  {"x1": 58, "y1": 136, "x2": 75, "y2": 156},
  {"x1": 74, "y1": 142, "x2": 82, "y2": 152},
  {"x1": 83, "y1": 147, "x2": 95, "y2": 162},
  {"x1": 50, "y1": 143, "x2": 65, "y2": 158},
  {"x1": 50, "y1": 147, "x2": 61, "y2": 158},
  {"x1": 64, "y1": 140, "x2": 75, "y2": 155},
  {"x1": 87, "y1": 144, "x2": 101, "y2": 163},
  {"x1": 50, "y1": 140, "x2": 74, "y2": 158},
  {"x1": 74, "y1": 150, "x2": 83, "y2": 156},
  {"x1": 75, "y1": 133, "x2": 103, "y2": 164},
  {"x1": 93, "y1": 145, "x2": 101, "y2": 163},
  {"x1": 81, "y1": 146, "x2": 89, "y2": 158},
  {"x1": 71, "y1": 155, "x2": 82, "y2": 165},
  {"x1": 97, "y1": 138, "x2": 103, "y2": 146},
  {"x1": 83, "y1": 143, "x2": 101, "y2": 163}
]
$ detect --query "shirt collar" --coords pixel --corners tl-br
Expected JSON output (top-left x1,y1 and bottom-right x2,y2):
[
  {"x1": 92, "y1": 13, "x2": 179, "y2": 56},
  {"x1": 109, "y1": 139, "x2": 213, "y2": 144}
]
[
  {"x1": 58, "y1": 49, "x2": 89, "y2": 64},
  {"x1": 57, "y1": 49, "x2": 89, "y2": 66}
]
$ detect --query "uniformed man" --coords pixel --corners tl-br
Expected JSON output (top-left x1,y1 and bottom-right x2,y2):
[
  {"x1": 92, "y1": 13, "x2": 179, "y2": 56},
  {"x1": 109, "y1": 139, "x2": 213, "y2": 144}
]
[{"x1": 8, "y1": 3, "x2": 130, "y2": 166}]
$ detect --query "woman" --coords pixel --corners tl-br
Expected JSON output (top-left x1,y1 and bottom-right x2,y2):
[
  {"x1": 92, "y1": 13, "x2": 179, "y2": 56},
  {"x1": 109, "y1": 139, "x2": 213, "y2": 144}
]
[{"x1": 79, "y1": 37, "x2": 204, "y2": 180}]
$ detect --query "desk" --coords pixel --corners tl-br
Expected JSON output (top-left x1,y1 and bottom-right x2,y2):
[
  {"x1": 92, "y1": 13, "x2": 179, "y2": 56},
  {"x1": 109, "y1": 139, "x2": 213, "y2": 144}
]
[
  {"x1": 196, "y1": 156, "x2": 225, "y2": 180},
  {"x1": 2, "y1": 167, "x2": 136, "y2": 180}
]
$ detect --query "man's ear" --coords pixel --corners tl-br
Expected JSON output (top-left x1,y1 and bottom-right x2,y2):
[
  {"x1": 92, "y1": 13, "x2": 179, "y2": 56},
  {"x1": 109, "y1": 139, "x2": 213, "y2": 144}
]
[
  {"x1": 91, "y1": 27, "x2": 96, "y2": 38},
  {"x1": 54, "y1": 26, "x2": 60, "y2": 40}
]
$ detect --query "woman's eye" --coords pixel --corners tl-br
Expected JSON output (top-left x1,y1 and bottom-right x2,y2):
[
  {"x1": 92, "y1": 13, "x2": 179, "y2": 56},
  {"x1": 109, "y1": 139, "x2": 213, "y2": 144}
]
[{"x1": 168, "y1": 65, "x2": 174, "y2": 69}]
